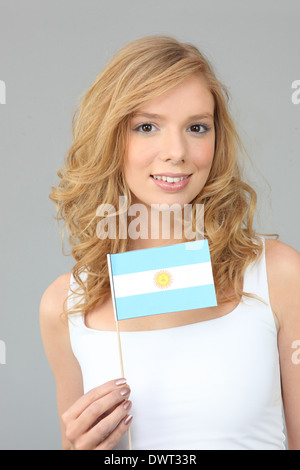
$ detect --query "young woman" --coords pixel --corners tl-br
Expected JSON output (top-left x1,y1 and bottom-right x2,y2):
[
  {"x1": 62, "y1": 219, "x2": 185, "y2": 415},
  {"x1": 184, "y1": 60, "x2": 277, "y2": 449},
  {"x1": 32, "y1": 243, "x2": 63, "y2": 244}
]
[{"x1": 39, "y1": 35, "x2": 300, "y2": 450}]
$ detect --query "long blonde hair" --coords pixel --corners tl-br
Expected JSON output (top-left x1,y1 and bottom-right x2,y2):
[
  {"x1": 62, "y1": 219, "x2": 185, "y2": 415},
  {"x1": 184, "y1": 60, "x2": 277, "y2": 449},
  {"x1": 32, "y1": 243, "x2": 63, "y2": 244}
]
[{"x1": 50, "y1": 35, "x2": 277, "y2": 316}]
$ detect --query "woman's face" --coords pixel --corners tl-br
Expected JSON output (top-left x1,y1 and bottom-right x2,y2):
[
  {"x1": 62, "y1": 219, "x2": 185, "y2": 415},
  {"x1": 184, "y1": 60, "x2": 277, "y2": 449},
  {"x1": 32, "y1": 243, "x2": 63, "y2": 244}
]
[{"x1": 124, "y1": 74, "x2": 215, "y2": 210}]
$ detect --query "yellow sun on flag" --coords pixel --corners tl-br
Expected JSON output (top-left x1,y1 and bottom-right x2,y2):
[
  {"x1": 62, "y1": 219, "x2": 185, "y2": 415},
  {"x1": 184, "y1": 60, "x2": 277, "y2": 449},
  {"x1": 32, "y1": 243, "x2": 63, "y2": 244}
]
[{"x1": 154, "y1": 270, "x2": 173, "y2": 289}]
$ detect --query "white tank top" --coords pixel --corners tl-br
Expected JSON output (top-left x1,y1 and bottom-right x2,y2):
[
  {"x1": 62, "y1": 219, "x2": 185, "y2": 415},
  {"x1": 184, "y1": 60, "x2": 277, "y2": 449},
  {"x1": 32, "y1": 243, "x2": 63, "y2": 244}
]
[{"x1": 67, "y1": 237, "x2": 286, "y2": 450}]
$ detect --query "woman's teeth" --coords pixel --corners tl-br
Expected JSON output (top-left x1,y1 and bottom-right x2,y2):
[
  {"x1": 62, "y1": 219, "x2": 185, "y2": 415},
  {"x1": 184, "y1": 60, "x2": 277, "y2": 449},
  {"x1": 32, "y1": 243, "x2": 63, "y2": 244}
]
[{"x1": 152, "y1": 175, "x2": 189, "y2": 183}]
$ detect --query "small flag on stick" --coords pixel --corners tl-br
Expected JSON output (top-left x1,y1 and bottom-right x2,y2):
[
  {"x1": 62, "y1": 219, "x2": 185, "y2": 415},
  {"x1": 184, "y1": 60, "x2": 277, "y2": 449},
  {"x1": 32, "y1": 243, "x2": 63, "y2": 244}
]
[{"x1": 107, "y1": 239, "x2": 217, "y2": 322}]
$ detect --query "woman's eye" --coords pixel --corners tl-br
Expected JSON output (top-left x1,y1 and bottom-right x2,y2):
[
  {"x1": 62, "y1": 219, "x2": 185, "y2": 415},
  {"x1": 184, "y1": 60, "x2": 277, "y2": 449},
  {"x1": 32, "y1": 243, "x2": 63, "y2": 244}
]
[
  {"x1": 134, "y1": 123, "x2": 156, "y2": 133},
  {"x1": 188, "y1": 124, "x2": 210, "y2": 134}
]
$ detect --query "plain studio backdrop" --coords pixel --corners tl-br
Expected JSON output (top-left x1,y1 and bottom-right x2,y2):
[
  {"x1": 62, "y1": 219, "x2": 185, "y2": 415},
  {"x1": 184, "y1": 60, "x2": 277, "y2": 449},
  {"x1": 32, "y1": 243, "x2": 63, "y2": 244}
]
[{"x1": 0, "y1": 0, "x2": 299, "y2": 450}]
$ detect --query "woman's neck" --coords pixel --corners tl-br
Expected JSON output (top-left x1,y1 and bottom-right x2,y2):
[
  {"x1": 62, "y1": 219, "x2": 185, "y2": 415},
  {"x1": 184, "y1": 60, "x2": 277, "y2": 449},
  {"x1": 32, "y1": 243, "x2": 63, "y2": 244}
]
[{"x1": 126, "y1": 206, "x2": 190, "y2": 251}]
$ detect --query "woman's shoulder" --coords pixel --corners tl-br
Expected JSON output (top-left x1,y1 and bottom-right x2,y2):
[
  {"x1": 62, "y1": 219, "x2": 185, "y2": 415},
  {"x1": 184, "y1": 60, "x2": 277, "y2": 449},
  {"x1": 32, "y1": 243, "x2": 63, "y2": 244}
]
[
  {"x1": 264, "y1": 238, "x2": 300, "y2": 329},
  {"x1": 39, "y1": 272, "x2": 72, "y2": 327},
  {"x1": 264, "y1": 237, "x2": 300, "y2": 271}
]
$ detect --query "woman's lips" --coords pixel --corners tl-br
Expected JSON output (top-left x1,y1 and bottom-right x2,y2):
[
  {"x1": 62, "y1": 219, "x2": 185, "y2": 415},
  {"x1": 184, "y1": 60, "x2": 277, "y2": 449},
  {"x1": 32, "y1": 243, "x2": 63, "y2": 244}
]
[{"x1": 150, "y1": 174, "x2": 192, "y2": 192}]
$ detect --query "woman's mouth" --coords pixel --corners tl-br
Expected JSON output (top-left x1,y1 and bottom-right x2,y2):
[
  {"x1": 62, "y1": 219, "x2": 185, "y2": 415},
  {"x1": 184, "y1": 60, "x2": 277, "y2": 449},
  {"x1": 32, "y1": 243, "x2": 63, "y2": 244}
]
[{"x1": 150, "y1": 174, "x2": 192, "y2": 192}]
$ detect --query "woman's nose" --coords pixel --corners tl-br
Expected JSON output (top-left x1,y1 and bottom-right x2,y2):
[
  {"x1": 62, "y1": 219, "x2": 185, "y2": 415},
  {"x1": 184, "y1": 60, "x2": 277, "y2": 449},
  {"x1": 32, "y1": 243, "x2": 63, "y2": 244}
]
[{"x1": 159, "y1": 130, "x2": 186, "y2": 163}]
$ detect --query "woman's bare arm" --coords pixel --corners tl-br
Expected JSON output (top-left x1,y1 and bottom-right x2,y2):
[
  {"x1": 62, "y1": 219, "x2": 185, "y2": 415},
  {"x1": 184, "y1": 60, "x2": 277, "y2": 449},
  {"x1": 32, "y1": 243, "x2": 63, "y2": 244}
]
[
  {"x1": 265, "y1": 239, "x2": 300, "y2": 450},
  {"x1": 39, "y1": 273, "x2": 84, "y2": 449},
  {"x1": 39, "y1": 273, "x2": 133, "y2": 450}
]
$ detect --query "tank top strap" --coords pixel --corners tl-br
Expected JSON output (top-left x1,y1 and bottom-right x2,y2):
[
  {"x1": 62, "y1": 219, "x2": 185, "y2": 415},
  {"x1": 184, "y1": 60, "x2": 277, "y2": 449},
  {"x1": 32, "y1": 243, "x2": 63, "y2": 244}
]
[
  {"x1": 242, "y1": 236, "x2": 268, "y2": 301},
  {"x1": 67, "y1": 270, "x2": 88, "y2": 329},
  {"x1": 242, "y1": 236, "x2": 278, "y2": 330}
]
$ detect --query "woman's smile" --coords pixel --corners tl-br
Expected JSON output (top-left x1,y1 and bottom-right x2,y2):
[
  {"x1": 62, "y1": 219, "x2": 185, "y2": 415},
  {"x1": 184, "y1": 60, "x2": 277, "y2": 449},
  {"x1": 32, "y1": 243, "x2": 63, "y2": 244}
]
[{"x1": 150, "y1": 173, "x2": 193, "y2": 192}]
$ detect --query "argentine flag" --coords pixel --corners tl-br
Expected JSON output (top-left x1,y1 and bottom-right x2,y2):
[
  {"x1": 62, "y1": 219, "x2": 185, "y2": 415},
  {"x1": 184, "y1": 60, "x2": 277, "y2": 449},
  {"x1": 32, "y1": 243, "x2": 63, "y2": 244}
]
[{"x1": 107, "y1": 239, "x2": 217, "y2": 321}]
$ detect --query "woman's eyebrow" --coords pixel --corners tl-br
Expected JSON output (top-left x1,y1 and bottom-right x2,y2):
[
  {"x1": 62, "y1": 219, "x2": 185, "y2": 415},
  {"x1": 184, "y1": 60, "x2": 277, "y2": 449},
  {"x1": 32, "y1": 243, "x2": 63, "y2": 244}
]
[{"x1": 132, "y1": 112, "x2": 214, "y2": 120}]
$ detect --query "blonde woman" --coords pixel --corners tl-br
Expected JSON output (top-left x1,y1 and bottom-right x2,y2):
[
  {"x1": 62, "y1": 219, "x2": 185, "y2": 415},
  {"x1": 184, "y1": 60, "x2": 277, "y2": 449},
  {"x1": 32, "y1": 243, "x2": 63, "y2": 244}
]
[{"x1": 39, "y1": 35, "x2": 300, "y2": 450}]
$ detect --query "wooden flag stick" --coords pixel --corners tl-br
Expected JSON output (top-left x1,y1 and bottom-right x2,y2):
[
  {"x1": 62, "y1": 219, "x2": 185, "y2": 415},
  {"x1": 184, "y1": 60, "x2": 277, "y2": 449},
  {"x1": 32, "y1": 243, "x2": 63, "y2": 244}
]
[
  {"x1": 115, "y1": 319, "x2": 133, "y2": 450},
  {"x1": 107, "y1": 254, "x2": 133, "y2": 451}
]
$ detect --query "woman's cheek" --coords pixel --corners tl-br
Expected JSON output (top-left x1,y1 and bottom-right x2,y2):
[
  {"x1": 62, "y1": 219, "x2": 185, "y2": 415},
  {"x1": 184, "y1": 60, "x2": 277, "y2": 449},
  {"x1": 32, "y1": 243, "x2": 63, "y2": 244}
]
[{"x1": 192, "y1": 140, "x2": 215, "y2": 168}]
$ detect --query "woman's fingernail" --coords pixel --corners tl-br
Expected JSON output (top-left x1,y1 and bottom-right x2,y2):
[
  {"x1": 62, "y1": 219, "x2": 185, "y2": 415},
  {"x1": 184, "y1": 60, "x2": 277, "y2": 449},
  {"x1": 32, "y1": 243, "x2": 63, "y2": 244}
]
[
  {"x1": 115, "y1": 378, "x2": 127, "y2": 386},
  {"x1": 124, "y1": 414, "x2": 133, "y2": 426},
  {"x1": 123, "y1": 400, "x2": 132, "y2": 411},
  {"x1": 120, "y1": 387, "x2": 130, "y2": 396}
]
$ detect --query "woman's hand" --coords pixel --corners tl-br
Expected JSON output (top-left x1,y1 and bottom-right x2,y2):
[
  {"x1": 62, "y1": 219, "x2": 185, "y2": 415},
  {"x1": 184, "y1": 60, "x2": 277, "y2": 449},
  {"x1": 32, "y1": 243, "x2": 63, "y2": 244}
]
[{"x1": 61, "y1": 378, "x2": 133, "y2": 450}]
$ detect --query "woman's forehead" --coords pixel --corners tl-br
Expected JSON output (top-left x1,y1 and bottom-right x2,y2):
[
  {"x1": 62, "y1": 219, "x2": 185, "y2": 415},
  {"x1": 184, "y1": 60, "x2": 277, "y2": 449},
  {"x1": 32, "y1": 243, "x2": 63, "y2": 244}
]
[{"x1": 131, "y1": 77, "x2": 214, "y2": 119}]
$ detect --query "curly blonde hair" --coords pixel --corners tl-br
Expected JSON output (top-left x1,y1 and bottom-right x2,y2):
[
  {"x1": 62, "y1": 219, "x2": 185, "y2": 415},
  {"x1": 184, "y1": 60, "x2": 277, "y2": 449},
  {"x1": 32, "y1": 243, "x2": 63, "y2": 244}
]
[{"x1": 49, "y1": 35, "x2": 277, "y2": 317}]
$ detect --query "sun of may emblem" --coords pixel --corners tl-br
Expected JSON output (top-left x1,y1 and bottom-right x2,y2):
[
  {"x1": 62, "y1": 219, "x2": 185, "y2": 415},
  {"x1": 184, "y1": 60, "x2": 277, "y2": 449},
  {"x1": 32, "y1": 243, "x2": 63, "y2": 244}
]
[{"x1": 154, "y1": 270, "x2": 173, "y2": 289}]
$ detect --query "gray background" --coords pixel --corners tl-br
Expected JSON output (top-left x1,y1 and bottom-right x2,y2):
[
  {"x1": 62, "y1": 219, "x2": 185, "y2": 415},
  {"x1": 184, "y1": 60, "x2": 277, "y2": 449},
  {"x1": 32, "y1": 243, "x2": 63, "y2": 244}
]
[{"x1": 0, "y1": 0, "x2": 299, "y2": 450}]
